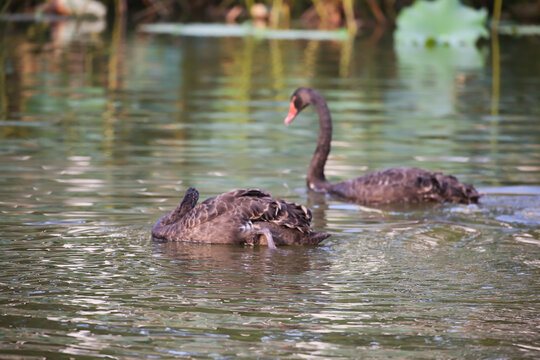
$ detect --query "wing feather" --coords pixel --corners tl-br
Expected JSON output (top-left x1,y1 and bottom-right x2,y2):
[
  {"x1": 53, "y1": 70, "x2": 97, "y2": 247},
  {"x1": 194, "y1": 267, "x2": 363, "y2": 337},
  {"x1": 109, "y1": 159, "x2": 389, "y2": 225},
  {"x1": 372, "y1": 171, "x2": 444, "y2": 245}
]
[{"x1": 330, "y1": 167, "x2": 481, "y2": 204}]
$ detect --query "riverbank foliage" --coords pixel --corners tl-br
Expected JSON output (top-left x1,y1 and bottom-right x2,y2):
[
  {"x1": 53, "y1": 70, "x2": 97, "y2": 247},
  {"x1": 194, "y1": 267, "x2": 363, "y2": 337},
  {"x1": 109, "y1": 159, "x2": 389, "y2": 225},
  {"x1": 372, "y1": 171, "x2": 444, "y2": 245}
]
[{"x1": 2, "y1": 0, "x2": 539, "y2": 29}]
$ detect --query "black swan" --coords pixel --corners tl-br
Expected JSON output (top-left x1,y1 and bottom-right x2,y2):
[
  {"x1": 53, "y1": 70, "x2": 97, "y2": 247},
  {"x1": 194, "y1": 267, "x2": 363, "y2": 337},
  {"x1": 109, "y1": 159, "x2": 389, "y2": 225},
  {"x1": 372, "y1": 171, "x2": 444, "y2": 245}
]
[
  {"x1": 284, "y1": 87, "x2": 482, "y2": 204},
  {"x1": 152, "y1": 187, "x2": 330, "y2": 248}
]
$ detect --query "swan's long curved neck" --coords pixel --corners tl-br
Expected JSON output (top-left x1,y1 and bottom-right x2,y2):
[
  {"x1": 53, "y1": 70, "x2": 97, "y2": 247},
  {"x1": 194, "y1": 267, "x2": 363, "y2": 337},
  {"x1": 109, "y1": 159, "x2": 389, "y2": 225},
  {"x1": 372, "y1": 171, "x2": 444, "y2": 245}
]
[{"x1": 307, "y1": 96, "x2": 332, "y2": 191}]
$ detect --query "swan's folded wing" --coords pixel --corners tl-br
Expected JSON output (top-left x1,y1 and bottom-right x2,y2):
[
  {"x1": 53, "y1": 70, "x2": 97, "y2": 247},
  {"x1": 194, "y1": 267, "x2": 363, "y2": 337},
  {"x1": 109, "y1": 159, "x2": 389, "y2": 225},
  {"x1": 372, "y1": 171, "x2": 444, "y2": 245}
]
[
  {"x1": 180, "y1": 189, "x2": 273, "y2": 229},
  {"x1": 275, "y1": 200, "x2": 312, "y2": 233},
  {"x1": 334, "y1": 167, "x2": 480, "y2": 204},
  {"x1": 179, "y1": 188, "x2": 316, "y2": 233},
  {"x1": 246, "y1": 197, "x2": 313, "y2": 234}
]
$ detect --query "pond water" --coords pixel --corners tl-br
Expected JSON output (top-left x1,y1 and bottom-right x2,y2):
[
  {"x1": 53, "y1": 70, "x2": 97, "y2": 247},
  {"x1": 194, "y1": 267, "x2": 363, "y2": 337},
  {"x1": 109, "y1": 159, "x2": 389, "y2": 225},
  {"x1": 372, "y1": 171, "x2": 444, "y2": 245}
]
[{"x1": 0, "y1": 20, "x2": 539, "y2": 358}]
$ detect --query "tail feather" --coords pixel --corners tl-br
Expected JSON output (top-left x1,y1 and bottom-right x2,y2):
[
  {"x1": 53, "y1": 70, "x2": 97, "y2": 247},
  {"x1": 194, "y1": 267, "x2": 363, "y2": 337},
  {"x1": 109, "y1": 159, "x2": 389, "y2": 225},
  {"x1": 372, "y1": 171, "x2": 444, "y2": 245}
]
[
  {"x1": 161, "y1": 187, "x2": 199, "y2": 225},
  {"x1": 309, "y1": 231, "x2": 331, "y2": 245}
]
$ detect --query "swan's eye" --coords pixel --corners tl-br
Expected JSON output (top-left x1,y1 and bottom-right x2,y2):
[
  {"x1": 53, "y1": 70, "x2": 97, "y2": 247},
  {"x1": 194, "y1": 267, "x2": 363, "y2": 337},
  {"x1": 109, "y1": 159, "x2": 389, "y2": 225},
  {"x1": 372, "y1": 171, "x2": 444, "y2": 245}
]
[{"x1": 293, "y1": 96, "x2": 304, "y2": 110}]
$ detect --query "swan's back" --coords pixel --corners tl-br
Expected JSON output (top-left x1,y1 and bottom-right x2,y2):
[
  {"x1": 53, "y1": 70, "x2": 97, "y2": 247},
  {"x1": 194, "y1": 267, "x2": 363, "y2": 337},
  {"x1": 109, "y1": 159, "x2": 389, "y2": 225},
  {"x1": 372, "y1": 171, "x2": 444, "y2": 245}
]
[
  {"x1": 152, "y1": 188, "x2": 329, "y2": 246},
  {"x1": 329, "y1": 167, "x2": 481, "y2": 204}
]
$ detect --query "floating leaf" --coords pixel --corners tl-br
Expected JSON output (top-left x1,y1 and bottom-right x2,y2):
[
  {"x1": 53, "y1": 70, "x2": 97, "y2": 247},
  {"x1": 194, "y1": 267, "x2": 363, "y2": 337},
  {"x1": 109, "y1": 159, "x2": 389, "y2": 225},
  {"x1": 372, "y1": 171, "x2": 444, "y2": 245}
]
[
  {"x1": 139, "y1": 23, "x2": 348, "y2": 41},
  {"x1": 395, "y1": 0, "x2": 489, "y2": 46}
]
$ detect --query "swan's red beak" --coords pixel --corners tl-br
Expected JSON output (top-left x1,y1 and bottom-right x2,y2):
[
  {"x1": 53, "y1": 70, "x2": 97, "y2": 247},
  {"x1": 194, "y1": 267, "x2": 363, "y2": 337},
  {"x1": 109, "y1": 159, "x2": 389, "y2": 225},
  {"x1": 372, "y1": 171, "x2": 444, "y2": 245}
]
[{"x1": 284, "y1": 98, "x2": 298, "y2": 125}]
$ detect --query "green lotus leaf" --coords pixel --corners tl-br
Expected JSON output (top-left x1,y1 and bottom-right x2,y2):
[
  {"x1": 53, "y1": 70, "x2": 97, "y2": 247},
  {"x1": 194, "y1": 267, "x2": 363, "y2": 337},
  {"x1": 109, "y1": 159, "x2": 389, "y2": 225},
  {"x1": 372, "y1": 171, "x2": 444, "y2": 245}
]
[{"x1": 395, "y1": 0, "x2": 489, "y2": 46}]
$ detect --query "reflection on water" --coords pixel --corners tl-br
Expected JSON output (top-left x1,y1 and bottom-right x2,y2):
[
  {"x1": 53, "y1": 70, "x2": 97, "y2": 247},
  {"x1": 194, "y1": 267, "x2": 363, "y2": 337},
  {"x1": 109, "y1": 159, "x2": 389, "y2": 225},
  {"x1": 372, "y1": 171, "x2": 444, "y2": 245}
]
[
  {"x1": 395, "y1": 44, "x2": 486, "y2": 116},
  {"x1": 0, "y1": 21, "x2": 539, "y2": 359},
  {"x1": 155, "y1": 241, "x2": 327, "y2": 276}
]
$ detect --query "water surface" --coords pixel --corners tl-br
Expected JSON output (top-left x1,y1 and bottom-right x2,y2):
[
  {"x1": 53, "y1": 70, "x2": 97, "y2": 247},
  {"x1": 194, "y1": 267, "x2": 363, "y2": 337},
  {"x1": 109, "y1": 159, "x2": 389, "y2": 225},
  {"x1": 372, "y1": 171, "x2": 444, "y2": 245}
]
[{"x1": 0, "y1": 21, "x2": 539, "y2": 358}]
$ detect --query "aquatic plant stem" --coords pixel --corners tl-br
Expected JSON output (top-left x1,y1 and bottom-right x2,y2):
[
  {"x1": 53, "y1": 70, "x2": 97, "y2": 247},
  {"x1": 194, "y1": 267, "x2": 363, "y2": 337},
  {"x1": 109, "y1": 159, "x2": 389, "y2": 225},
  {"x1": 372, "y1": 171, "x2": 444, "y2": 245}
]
[
  {"x1": 492, "y1": 0, "x2": 503, "y2": 29},
  {"x1": 270, "y1": 0, "x2": 284, "y2": 28},
  {"x1": 491, "y1": 0, "x2": 502, "y2": 116},
  {"x1": 245, "y1": 0, "x2": 254, "y2": 13},
  {"x1": 491, "y1": 29, "x2": 500, "y2": 116},
  {"x1": 312, "y1": 0, "x2": 329, "y2": 29},
  {"x1": 0, "y1": 47, "x2": 6, "y2": 120},
  {"x1": 339, "y1": 34, "x2": 354, "y2": 77},
  {"x1": 343, "y1": 0, "x2": 357, "y2": 34}
]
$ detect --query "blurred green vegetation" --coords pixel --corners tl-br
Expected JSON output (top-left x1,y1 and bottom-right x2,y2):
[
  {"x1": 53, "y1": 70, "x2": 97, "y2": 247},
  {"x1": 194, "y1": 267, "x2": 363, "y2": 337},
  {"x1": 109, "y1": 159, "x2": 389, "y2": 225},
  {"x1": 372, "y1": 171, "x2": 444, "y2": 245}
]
[
  {"x1": 2, "y1": 0, "x2": 540, "y2": 28},
  {"x1": 395, "y1": 0, "x2": 489, "y2": 46}
]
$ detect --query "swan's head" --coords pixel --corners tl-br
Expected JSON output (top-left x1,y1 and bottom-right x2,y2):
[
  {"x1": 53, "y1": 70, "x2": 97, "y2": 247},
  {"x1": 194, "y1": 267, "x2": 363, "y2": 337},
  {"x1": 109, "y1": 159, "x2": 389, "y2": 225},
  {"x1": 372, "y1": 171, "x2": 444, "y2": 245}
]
[{"x1": 284, "y1": 87, "x2": 316, "y2": 125}]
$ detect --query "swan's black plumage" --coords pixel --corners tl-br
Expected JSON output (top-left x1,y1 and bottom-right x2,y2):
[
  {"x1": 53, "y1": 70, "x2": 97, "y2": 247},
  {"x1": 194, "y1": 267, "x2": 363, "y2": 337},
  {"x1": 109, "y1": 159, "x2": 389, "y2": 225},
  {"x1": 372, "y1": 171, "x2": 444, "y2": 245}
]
[
  {"x1": 284, "y1": 87, "x2": 482, "y2": 204},
  {"x1": 152, "y1": 187, "x2": 330, "y2": 247}
]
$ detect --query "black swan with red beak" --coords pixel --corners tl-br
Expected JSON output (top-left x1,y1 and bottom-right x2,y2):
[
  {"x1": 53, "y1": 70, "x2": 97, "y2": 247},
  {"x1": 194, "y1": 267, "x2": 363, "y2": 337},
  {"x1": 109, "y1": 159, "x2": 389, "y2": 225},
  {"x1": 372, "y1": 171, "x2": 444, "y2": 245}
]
[
  {"x1": 152, "y1": 187, "x2": 330, "y2": 248},
  {"x1": 284, "y1": 87, "x2": 482, "y2": 205}
]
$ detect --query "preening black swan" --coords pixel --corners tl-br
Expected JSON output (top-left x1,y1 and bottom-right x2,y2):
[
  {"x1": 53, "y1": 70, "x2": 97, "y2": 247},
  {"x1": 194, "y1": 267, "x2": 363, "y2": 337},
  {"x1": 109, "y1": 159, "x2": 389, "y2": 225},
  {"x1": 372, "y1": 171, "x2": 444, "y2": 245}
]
[
  {"x1": 284, "y1": 87, "x2": 482, "y2": 204},
  {"x1": 152, "y1": 187, "x2": 330, "y2": 247}
]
